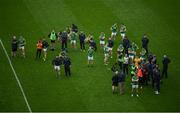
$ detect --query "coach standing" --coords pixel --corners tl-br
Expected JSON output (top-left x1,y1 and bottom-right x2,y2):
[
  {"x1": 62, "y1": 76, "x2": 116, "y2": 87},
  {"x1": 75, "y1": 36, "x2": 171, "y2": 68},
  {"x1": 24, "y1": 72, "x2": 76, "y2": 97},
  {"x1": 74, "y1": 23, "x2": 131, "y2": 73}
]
[
  {"x1": 79, "y1": 31, "x2": 86, "y2": 52},
  {"x1": 64, "y1": 56, "x2": 71, "y2": 77},
  {"x1": 162, "y1": 55, "x2": 171, "y2": 78},
  {"x1": 142, "y1": 34, "x2": 149, "y2": 55}
]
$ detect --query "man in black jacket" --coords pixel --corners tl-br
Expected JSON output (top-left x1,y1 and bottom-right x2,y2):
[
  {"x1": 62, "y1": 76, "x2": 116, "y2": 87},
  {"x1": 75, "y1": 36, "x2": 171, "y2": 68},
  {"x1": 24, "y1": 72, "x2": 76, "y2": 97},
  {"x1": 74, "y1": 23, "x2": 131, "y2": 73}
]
[
  {"x1": 112, "y1": 71, "x2": 119, "y2": 94},
  {"x1": 64, "y1": 56, "x2": 71, "y2": 77},
  {"x1": 122, "y1": 36, "x2": 130, "y2": 54},
  {"x1": 79, "y1": 31, "x2": 86, "y2": 51},
  {"x1": 162, "y1": 55, "x2": 171, "y2": 78},
  {"x1": 142, "y1": 34, "x2": 149, "y2": 55}
]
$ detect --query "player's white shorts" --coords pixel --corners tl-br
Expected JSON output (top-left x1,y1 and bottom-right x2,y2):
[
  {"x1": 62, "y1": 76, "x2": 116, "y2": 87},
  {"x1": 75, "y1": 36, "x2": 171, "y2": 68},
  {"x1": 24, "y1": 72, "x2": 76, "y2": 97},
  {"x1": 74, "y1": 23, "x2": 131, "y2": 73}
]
[
  {"x1": 111, "y1": 32, "x2": 117, "y2": 37},
  {"x1": 129, "y1": 55, "x2": 134, "y2": 60},
  {"x1": 108, "y1": 47, "x2": 113, "y2": 51},
  {"x1": 120, "y1": 33, "x2": 126, "y2": 38},
  {"x1": 100, "y1": 40, "x2": 105, "y2": 45},
  {"x1": 43, "y1": 48, "x2": 47, "y2": 52},
  {"x1": 132, "y1": 85, "x2": 138, "y2": 89},
  {"x1": 104, "y1": 53, "x2": 109, "y2": 58},
  {"x1": 71, "y1": 40, "x2": 76, "y2": 44},
  {"x1": 88, "y1": 56, "x2": 94, "y2": 60},
  {"x1": 54, "y1": 66, "x2": 60, "y2": 71},
  {"x1": 19, "y1": 46, "x2": 25, "y2": 50}
]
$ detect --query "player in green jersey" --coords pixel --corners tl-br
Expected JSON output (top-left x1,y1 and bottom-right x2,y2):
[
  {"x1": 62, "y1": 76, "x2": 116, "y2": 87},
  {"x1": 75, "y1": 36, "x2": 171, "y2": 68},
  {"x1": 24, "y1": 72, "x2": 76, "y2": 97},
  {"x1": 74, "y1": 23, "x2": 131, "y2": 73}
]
[
  {"x1": 87, "y1": 46, "x2": 94, "y2": 67},
  {"x1": 110, "y1": 23, "x2": 118, "y2": 39},
  {"x1": 131, "y1": 74, "x2": 139, "y2": 97},
  {"x1": 120, "y1": 23, "x2": 127, "y2": 39},
  {"x1": 70, "y1": 31, "x2": 78, "y2": 49},
  {"x1": 18, "y1": 36, "x2": 26, "y2": 58}
]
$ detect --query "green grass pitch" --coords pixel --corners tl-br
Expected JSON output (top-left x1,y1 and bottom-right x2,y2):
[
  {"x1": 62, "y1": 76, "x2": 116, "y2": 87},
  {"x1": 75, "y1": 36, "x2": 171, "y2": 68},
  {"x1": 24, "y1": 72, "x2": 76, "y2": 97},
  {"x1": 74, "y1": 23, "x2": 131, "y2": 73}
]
[{"x1": 0, "y1": 0, "x2": 180, "y2": 112}]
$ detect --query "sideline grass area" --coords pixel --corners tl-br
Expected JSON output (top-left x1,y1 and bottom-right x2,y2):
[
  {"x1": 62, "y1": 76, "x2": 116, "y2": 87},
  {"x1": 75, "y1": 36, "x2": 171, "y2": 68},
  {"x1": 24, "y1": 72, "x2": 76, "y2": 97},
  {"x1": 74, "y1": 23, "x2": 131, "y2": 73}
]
[{"x1": 0, "y1": 0, "x2": 180, "y2": 112}]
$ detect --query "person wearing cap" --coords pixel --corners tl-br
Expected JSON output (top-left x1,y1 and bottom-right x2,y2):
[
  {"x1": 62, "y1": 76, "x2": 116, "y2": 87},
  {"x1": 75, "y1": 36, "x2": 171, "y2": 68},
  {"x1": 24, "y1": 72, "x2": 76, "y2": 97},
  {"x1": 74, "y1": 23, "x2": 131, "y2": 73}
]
[
  {"x1": 162, "y1": 55, "x2": 171, "y2": 78},
  {"x1": 79, "y1": 31, "x2": 86, "y2": 52},
  {"x1": 11, "y1": 36, "x2": 18, "y2": 57},
  {"x1": 112, "y1": 71, "x2": 119, "y2": 94}
]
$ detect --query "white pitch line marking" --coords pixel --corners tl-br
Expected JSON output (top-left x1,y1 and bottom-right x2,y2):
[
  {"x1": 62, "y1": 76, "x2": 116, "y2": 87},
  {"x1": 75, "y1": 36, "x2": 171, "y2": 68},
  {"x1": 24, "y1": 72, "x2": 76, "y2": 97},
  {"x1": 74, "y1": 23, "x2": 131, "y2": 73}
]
[{"x1": 0, "y1": 39, "x2": 32, "y2": 113}]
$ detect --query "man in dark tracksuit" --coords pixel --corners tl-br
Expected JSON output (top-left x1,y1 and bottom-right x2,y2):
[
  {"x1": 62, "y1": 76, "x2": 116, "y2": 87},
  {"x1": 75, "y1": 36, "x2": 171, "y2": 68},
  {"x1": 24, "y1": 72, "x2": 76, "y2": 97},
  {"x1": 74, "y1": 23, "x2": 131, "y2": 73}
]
[
  {"x1": 122, "y1": 36, "x2": 130, "y2": 54},
  {"x1": 71, "y1": 24, "x2": 78, "y2": 33},
  {"x1": 111, "y1": 63, "x2": 119, "y2": 73},
  {"x1": 11, "y1": 36, "x2": 18, "y2": 57},
  {"x1": 63, "y1": 56, "x2": 71, "y2": 76},
  {"x1": 153, "y1": 65, "x2": 161, "y2": 95},
  {"x1": 112, "y1": 71, "x2": 119, "y2": 94},
  {"x1": 79, "y1": 31, "x2": 86, "y2": 51},
  {"x1": 147, "y1": 62, "x2": 154, "y2": 88},
  {"x1": 162, "y1": 55, "x2": 171, "y2": 78},
  {"x1": 142, "y1": 34, "x2": 149, "y2": 55},
  {"x1": 60, "y1": 31, "x2": 68, "y2": 50}
]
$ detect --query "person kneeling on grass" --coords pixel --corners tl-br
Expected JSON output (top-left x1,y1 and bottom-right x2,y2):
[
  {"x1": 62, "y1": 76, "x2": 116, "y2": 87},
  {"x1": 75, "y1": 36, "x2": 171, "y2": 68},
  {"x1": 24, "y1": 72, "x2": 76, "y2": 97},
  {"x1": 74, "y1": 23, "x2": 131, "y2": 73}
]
[
  {"x1": 52, "y1": 55, "x2": 63, "y2": 79},
  {"x1": 18, "y1": 36, "x2": 26, "y2": 58},
  {"x1": 112, "y1": 71, "x2": 119, "y2": 94},
  {"x1": 131, "y1": 74, "x2": 139, "y2": 97},
  {"x1": 42, "y1": 38, "x2": 49, "y2": 61},
  {"x1": 87, "y1": 46, "x2": 94, "y2": 67}
]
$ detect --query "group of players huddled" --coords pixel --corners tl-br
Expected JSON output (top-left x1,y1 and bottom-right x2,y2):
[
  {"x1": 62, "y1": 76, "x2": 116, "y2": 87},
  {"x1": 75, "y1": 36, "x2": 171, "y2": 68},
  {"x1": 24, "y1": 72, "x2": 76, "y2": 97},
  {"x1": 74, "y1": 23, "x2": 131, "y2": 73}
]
[{"x1": 11, "y1": 23, "x2": 171, "y2": 96}]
